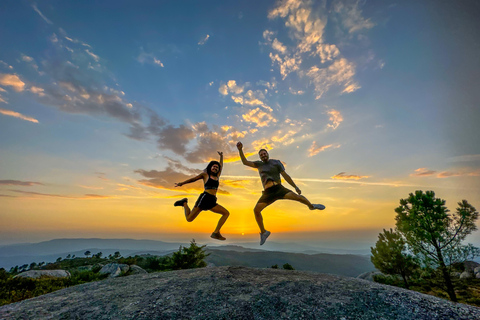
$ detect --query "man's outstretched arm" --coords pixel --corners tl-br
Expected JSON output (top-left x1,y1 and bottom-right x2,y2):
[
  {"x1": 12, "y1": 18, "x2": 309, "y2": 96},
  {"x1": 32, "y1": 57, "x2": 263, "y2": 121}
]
[
  {"x1": 281, "y1": 171, "x2": 302, "y2": 195},
  {"x1": 236, "y1": 141, "x2": 256, "y2": 168}
]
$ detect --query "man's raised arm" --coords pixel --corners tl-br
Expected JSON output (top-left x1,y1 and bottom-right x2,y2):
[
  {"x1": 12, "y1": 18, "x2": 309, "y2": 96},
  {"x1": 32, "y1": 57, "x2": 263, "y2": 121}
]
[{"x1": 236, "y1": 141, "x2": 256, "y2": 168}]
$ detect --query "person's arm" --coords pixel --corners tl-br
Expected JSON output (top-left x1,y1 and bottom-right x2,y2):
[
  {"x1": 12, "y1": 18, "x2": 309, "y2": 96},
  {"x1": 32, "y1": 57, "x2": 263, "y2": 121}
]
[
  {"x1": 175, "y1": 172, "x2": 205, "y2": 187},
  {"x1": 218, "y1": 151, "x2": 224, "y2": 176},
  {"x1": 236, "y1": 141, "x2": 256, "y2": 168},
  {"x1": 281, "y1": 171, "x2": 302, "y2": 195}
]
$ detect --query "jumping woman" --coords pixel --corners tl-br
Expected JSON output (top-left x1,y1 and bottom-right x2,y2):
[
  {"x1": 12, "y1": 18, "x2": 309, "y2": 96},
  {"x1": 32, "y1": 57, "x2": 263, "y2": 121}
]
[{"x1": 174, "y1": 151, "x2": 229, "y2": 241}]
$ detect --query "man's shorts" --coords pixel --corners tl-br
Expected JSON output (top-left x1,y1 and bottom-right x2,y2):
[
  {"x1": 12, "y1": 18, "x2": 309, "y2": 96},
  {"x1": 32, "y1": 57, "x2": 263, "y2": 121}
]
[
  {"x1": 257, "y1": 184, "x2": 293, "y2": 205},
  {"x1": 194, "y1": 192, "x2": 218, "y2": 210}
]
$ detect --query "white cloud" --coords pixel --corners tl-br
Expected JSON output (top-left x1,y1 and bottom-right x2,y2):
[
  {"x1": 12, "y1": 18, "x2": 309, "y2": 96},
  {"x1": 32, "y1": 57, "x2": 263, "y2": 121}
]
[
  {"x1": 242, "y1": 107, "x2": 277, "y2": 127},
  {"x1": 0, "y1": 108, "x2": 39, "y2": 123},
  {"x1": 85, "y1": 49, "x2": 100, "y2": 62},
  {"x1": 32, "y1": 4, "x2": 53, "y2": 25},
  {"x1": 0, "y1": 74, "x2": 25, "y2": 92},
  {"x1": 326, "y1": 109, "x2": 343, "y2": 130},
  {"x1": 198, "y1": 34, "x2": 210, "y2": 45}
]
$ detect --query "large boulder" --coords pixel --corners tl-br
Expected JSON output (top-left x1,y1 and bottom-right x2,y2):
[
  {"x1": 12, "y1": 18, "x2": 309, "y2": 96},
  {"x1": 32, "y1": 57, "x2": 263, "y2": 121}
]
[
  {"x1": 459, "y1": 271, "x2": 473, "y2": 279},
  {"x1": 128, "y1": 265, "x2": 147, "y2": 275},
  {"x1": 14, "y1": 270, "x2": 71, "y2": 279},
  {"x1": 99, "y1": 263, "x2": 129, "y2": 278}
]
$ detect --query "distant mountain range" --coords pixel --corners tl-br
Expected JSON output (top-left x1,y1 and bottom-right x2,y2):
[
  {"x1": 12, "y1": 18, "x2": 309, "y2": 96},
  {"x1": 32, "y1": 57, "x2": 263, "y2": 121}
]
[{"x1": 0, "y1": 238, "x2": 375, "y2": 277}]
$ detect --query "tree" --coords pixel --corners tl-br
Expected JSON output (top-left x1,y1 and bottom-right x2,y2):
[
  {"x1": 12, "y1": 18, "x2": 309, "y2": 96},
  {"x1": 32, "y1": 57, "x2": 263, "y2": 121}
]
[
  {"x1": 113, "y1": 251, "x2": 121, "y2": 259},
  {"x1": 170, "y1": 239, "x2": 209, "y2": 270},
  {"x1": 395, "y1": 190, "x2": 479, "y2": 302},
  {"x1": 66, "y1": 254, "x2": 71, "y2": 259},
  {"x1": 282, "y1": 263, "x2": 295, "y2": 270},
  {"x1": 84, "y1": 250, "x2": 91, "y2": 258},
  {"x1": 371, "y1": 228, "x2": 418, "y2": 289},
  {"x1": 94, "y1": 252, "x2": 103, "y2": 259}
]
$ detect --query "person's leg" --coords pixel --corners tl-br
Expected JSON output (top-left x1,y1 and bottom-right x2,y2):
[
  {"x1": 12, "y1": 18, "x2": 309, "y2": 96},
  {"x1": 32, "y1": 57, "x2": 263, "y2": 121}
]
[
  {"x1": 253, "y1": 201, "x2": 271, "y2": 233},
  {"x1": 185, "y1": 206, "x2": 202, "y2": 222},
  {"x1": 282, "y1": 192, "x2": 325, "y2": 210},
  {"x1": 209, "y1": 204, "x2": 230, "y2": 233},
  {"x1": 282, "y1": 192, "x2": 314, "y2": 209}
]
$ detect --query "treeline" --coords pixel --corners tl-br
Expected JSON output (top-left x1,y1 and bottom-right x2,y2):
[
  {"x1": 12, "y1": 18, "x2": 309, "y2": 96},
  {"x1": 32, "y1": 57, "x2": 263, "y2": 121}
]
[
  {"x1": 1, "y1": 240, "x2": 208, "y2": 306},
  {"x1": 371, "y1": 190, "x2": 480, "y2": 306}
]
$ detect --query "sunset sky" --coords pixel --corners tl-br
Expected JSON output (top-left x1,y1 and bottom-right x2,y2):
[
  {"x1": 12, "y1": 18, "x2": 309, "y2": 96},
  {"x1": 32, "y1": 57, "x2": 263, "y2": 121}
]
[{"x1": 1, "y1": 0, "x2": 479, "y2": 249}]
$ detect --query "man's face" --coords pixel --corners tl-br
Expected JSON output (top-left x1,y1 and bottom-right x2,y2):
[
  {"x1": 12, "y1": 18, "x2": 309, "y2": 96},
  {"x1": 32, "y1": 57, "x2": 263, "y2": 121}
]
[{"x1": 259, "y1": 150, "x2": 269, "y2": 162}]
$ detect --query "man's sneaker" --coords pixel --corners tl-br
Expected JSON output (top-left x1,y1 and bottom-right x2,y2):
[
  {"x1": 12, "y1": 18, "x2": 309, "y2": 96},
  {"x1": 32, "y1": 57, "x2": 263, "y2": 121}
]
[
  {"x1": 260, "y1": 230, "x2": 271, "y2": 245},
  {"x1": 174, "y1": 198, "x2": 188, "y2": 207},
  {"x1": 211, "y1": 232, "x2": 226, "y2": 241},
  {"x1": 312, "y1": 204, "x2": 325, "y2": 210}
]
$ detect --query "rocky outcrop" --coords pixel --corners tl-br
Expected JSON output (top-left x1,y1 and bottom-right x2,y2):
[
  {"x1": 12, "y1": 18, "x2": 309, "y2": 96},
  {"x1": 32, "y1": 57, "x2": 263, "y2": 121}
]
[
  {"x1": 99, "y1": 263, "x2": 129, "y2": 278},
  {"x1": 128, "y1": 265, "x2": 147, "y2": 275},
  {"x1": 1, "y1": 266, "x2": 479, "y2": 319},
  {"x1": 13, "y1": 270, "x2": 70, "y2": 279}
]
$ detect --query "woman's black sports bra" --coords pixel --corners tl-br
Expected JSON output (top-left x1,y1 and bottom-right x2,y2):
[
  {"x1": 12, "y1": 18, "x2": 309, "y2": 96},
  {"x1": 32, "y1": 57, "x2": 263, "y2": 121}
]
[{"x1": 204, "y1": 176, "x2": 219, "y2": 190}]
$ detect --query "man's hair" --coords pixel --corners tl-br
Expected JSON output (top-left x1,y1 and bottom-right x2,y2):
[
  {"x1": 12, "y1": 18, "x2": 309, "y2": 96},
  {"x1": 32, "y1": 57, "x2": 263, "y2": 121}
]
[
  {"x1": 206, "y1": 161, "x2": 221, "y2": 176},
  {"x1": 258, "y1": 148, "x2": 268, "y2": 154}
]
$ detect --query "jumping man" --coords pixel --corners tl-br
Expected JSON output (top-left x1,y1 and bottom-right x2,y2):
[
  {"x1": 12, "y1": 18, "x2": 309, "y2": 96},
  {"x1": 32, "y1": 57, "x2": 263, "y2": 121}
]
[{"x1": 236, "y1": 142, "x2": 325, "y2": 245}]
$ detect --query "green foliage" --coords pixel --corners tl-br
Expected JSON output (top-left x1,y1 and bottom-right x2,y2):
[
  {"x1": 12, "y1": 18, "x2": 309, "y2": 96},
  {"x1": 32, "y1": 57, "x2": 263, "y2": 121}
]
[
  {"x1": 393, "y1": 190, "x2": 479, "y2": 302},
  {"x1": 282, "y1": 263, "x2": 295, "y2": 270},
  {"x1": 170, "y1": 239, "x2": 209, "y2": 270},
  {"x1": 271, "y1": 264, "x2": 278, "y2": 269},
  {"x1": 371, "y1": 228, "x2": 419, "y2": 288}
]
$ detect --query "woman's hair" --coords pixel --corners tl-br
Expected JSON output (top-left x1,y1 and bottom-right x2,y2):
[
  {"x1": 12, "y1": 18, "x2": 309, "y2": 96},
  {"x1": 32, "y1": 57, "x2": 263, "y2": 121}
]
[{"x1": 206, "y1": 160, "x2": 221, "y2": 176}]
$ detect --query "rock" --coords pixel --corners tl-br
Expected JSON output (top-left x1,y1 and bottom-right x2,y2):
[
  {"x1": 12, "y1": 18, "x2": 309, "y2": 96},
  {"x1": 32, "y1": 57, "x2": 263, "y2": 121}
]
[
  {"x1": 474, "y1": 266, "x2": 480, "y2": 275},
  {"x1": 476, "y1": 273, "x2": 480, "y2": 279},
  {"x1": 357, "y1": 270, "x2": 383, "y2": 281},
  {"x1": 99, "y1": 263, "x2": 129, "y2": 278},
  {"x1": 459, "y1": 271, "x2": 473, "y2": 279},
  {"x1": 14, "y1": 270, "x2": 70, "y2": 279},
  {"x1": 464, "y1": 261, "x2": 479, "y2": 272},
  {"x1": 2, "y1": 266, "x2": 480, "y2": 320},
  {"x1": 451, "y1": 272, "x2": 462, "y2": 278},
  {"x1": 128, "y1": 265, "x2": 147, "y2": 275}
]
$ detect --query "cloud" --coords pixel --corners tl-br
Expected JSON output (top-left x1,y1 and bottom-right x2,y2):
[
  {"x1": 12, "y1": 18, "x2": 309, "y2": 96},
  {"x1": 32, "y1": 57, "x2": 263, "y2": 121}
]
[
  {"x1": 198, "y1": 34, "x2": 210, "y2": 45},
  {"x1": 0, "y1": 180, "x2": 44, "y2": 186},
  {"x1": 137, "y1": 48, "x2": 164, "y2": 67},
  {"x1": 326, "y1": 109, "x2": 343, "y2": 129},
  {"x1": 308, "y1": 142, "x2": 340, "y2": 157},
  {"x1": 156, "y1": 125, "x2": 196, "y2": 155},
  {"x1": 411, "y1": 167, "x2": 480, "y2": 178},
  {"x1": 0, "y1": 108, "x2": 39, "y2": 123},
  {"x1": 135, "y1": 157, "x2": 203, "y2": 191},
  {"x1": 32, "y1": 4, "x2": 53, "y2": 25},
  {"x1": 264, "y1": 0, "x2": 369, "y2": 98},
  {"x1": 331, "y1": 172, "x2": 370, "y2": 180},
  {"x1": 0, "y1": 74, "x2": 26, "y2": 92},
  {"x1": 9, "y1": 190, "x2": 71, "y2": 198},
  {"x1": 333, "y1": 0, "x2": 375, "y2": 34},
  {"x1": 219, "y1": 80, "x2": 245, "y2": 96},
  {"x1": 306, "y1": 58, "x2": 359, "y2": 99},
  {"x1": 411, "y1": 168, "x2": 437, "y2": 177},
  {"x1": 242, "y1": 107, "x2": 277, "y2": 127}
]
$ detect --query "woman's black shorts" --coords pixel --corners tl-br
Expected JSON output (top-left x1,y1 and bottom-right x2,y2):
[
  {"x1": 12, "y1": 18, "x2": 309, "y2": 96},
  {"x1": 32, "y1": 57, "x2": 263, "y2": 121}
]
[
  {"x1": 257, "y1": 184, "x2": 293, "y2": 205},
  {"x1": 194, "y1": 192, "x2": 218, "y2": 210}
]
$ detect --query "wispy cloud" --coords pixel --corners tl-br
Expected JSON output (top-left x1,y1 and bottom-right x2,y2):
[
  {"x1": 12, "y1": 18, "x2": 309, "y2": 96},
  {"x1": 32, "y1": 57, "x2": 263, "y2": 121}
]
[
  {"x1": 137, "y1": 48, "x2": 164, "y2": 67},
  {"x1": 411, "y1": 167, "x2": 480, "y2": 178},
  {"x1": 0, "y1": 108, "x2": 39, "y2": 123},
  {"x1": 448, "y1": 154, "x2": 480, "y2": 163},
  {"x1": 331, "y1": 172, "x2": 370, "y2": 180},
  {"x1": 9, "y1": 189, "x2": 112, "y2": 199},
  {"x1": 0, "y1": 180, "x2": 44, "y2": 186},
  {"x1": 264, "y1": 0, "x2": 370, "y2": 98},
  {"x1": 32, "y1": 3, "x2": 53, "y2": 25},
  {"x1": 326, "y1": 109, "x2": 343, "y2": 130},
  {"x1": 198, "y1": 34, "x2": 210, "y2": 45},
  {"x1": 308, "y1": 142, "x2": 340, "y2": 157}
]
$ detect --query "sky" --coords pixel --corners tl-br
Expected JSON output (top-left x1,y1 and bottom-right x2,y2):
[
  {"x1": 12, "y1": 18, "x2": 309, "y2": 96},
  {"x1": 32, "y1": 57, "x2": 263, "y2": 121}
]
[{"x1": 1, "y1": 0, "x2": 479, "y2": 249}]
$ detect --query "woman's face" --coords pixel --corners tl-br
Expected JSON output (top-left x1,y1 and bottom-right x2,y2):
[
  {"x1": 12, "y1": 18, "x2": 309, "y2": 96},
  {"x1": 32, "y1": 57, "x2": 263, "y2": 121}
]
[{"x1": 211, "y1": 164, "x2": 220, "y2": 173}]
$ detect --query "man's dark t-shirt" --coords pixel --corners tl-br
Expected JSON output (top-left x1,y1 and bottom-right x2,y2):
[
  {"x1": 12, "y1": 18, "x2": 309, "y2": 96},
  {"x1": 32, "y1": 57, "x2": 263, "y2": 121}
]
[{"x1": 253, "y1": 159, "x2": 285, "y2": 188}]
